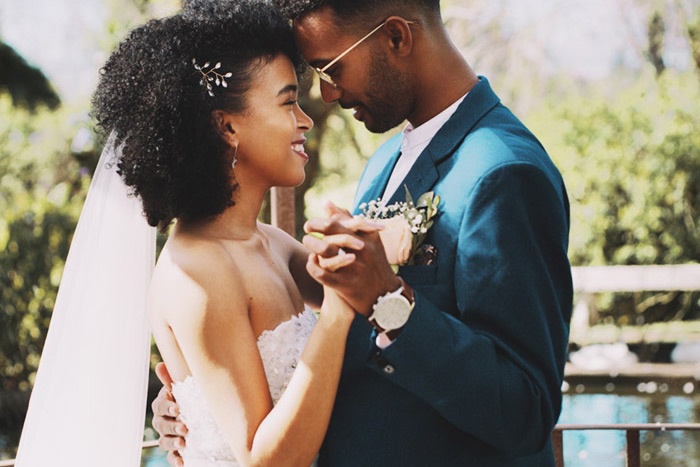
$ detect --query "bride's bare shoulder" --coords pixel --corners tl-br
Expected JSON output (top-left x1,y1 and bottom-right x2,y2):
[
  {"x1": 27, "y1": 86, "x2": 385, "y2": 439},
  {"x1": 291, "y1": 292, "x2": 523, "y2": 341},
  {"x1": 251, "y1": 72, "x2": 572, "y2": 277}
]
[
  {"x1": 155, "y1": 231, "x2": 233, "y2": 276},
  {"x1": 258, "y1": 222, "x2": 290, "y2": 240},
  {"x1": 149, "y1": 233, "x2": 246, "y2": 319}
]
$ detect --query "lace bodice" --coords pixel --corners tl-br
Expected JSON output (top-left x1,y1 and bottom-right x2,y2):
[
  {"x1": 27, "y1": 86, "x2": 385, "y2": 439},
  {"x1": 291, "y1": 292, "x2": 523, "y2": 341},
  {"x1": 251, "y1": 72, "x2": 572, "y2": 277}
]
[{"x1": 171, "y1": 308, "x2": 317, "y2": 466}]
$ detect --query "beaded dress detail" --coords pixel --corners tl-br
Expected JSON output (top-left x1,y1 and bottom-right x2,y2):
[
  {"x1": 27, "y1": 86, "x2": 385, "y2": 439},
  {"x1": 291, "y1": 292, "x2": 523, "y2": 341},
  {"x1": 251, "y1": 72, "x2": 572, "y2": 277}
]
[{"x1": 171, "y1": 308, "x2": 317, "y2": 466}]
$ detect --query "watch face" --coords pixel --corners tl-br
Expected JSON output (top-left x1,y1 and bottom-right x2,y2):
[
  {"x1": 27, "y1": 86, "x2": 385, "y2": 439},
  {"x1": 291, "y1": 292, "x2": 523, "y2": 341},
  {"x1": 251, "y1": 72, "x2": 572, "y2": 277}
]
[{"x1": 375, "y1": 296, "x2": 412, "y2": 330}]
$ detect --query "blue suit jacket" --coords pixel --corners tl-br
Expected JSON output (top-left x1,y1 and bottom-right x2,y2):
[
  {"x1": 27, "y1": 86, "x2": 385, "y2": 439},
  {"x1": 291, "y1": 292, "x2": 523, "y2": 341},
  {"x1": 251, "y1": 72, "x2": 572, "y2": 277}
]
[{"x1": 318, "y1": 77, "x2": 572, "y2": 466}]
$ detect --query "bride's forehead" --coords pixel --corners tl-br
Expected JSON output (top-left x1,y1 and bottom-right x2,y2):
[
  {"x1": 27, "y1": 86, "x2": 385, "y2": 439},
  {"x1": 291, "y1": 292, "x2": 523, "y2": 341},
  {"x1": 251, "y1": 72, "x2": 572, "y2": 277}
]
[{"x1": 247, "y1": 56, "x2": 297, "y2": 91}]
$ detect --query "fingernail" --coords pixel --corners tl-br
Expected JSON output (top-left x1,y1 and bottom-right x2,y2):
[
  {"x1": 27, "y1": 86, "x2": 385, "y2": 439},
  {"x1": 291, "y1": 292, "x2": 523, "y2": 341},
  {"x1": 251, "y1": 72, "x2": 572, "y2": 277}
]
[
  {"x1": 340, "y1": 253, "x2": 356, "y2": 264},
  {"x1": 176, "y1": 426, "x2": 187, "y2": 436},
  {"x1": 169, "y1": 406, "x2": 178, "y2": 416}
]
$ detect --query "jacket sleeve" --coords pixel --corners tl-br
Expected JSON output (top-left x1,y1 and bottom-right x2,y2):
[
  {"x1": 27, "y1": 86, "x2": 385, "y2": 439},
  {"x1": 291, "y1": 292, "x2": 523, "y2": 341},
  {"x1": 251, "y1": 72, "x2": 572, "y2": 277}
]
[{"x1": 368, "y1": 161, "x2": 573, "y2": 454}]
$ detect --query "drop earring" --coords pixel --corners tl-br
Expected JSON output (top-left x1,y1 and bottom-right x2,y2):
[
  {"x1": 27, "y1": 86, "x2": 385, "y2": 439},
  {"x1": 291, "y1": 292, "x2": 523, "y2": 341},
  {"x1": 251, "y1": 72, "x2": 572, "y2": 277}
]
[{"x1": 231, "y1": 144, "x2": 238, "y2": 169}]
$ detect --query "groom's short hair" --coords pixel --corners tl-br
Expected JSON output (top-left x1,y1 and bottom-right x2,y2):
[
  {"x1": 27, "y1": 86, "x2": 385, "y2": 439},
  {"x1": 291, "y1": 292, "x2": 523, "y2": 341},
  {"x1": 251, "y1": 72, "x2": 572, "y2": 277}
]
[{"x1": 272, "y1": 0, "x2": 441, "y2": 27}]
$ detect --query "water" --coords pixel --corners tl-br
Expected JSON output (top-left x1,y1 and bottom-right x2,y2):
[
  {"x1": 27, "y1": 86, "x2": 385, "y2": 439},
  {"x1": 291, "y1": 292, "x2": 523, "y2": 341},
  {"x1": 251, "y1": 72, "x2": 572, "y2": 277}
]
[
  {"x1": 142, "y1": 446, "x2": 169, "y2": 467},
  {"x1": 141, "y1": 423, "x2": 169, "y2": 467},
  {"x1": 559, "y1": 383, "x2": 700, "y2": 466},
  {"x1": 2, "y1": 391, "x2": 699, "y2": 466}
]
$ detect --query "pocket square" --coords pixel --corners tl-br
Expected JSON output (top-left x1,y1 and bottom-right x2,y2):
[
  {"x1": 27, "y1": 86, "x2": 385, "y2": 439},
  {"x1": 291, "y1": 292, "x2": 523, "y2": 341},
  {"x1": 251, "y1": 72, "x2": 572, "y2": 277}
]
[{"x1": 412, "y1": 243, "x2": 437, "y2": 266}]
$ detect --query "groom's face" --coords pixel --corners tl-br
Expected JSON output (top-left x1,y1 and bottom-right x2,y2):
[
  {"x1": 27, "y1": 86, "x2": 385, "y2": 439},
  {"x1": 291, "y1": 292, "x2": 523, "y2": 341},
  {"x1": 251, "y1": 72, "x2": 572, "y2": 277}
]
[{"x1": 293, "y1": 7, "x2": 413, "y2": 134}]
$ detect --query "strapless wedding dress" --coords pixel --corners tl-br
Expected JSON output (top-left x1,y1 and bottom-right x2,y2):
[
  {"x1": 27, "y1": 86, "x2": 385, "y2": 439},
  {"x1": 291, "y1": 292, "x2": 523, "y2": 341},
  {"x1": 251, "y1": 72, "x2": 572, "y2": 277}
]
[{"x1": 171, "y1": 308, "x2": 317, "y2": 466}]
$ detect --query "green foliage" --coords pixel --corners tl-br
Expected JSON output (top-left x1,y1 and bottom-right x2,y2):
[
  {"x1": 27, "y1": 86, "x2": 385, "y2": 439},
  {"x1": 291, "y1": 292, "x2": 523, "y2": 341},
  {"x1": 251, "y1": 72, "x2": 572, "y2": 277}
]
[
  {"x1": 0, "y1": 0, "x2": 181, "y2": 393},
  {"x1": 531, "y1": 70, "x2": 700, "y2": 267},
  {"x1": 0, "y1": 96, "x2": 93, "y2": 390},
  {"x1": 528, "y1": 69, "x2": 700, "y2": 324}
]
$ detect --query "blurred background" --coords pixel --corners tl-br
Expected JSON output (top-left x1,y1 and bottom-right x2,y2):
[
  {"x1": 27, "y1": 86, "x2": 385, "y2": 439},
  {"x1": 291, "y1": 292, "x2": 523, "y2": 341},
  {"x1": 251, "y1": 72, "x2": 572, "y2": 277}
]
[{"x1": 1, "y1": 0, "x2": 700, "y2": 465}]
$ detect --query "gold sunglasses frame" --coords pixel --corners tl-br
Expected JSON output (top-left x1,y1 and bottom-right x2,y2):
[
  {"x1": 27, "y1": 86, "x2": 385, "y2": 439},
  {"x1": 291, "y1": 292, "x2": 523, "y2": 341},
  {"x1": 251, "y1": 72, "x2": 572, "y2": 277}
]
[{"x1": 313, "y1": 19, "x2": 417, "y2": 88}]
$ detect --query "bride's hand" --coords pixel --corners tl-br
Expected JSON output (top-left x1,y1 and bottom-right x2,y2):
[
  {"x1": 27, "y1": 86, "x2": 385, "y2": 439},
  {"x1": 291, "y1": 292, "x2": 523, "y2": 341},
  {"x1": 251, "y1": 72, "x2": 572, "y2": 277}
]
[
  {"x1": 304, "y1": 217, "x2": 383, "y2": 273},
  {"x1": 320, "y1": 286, "x2": 356, "y2": 323}
]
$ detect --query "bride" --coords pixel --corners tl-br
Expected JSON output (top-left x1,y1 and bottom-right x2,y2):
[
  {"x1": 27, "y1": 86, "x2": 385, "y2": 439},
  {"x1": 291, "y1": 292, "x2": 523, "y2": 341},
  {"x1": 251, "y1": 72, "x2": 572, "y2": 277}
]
[{"x1": 16, "y1": 2, "x2": 368, "y2": 466}]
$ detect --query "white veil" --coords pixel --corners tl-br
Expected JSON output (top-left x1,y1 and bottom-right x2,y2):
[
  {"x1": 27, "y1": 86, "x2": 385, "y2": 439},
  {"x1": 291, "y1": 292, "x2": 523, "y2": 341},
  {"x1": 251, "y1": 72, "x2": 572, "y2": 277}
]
[{"x1": 15, "y1": 133, "x2": 156, "y2": 466}]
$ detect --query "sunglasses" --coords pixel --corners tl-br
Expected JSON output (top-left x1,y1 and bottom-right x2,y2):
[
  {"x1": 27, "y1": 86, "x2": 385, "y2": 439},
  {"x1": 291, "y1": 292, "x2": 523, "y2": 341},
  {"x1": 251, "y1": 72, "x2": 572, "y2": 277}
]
[{"x1": 313, "y1": 19, "x2": 418, "y2": 88}]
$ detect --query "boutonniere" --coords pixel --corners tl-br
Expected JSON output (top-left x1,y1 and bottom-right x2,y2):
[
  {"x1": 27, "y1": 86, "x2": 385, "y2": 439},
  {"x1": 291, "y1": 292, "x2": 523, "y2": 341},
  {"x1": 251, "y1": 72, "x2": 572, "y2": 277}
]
[{"x1": 357, "y1": 186, "x2": 440, "y2": 269}]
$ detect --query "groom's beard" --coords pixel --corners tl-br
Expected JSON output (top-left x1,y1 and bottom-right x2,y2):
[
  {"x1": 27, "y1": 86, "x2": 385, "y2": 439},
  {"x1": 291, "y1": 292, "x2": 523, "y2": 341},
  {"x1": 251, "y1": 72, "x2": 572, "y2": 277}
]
[{"x1": 359, "y1": 51, "x2": 413, "y2": 134}]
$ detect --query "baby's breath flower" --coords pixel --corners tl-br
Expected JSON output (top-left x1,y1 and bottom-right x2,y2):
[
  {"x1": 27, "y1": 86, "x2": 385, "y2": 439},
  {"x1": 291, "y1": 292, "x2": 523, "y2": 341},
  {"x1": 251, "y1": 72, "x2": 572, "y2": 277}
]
[{"x1": 357, "y1": 186, "x2": 440, "y2": 266}]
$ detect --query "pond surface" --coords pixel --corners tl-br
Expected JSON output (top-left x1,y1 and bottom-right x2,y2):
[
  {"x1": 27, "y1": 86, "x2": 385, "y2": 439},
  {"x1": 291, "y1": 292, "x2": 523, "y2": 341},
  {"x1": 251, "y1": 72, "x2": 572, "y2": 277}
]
[
  {"x1": 2, "y1": 390, "x2": 699, "y2": 466},
  {"x1": 559, "y1": 380, "x2": 700, "y2": 466}
]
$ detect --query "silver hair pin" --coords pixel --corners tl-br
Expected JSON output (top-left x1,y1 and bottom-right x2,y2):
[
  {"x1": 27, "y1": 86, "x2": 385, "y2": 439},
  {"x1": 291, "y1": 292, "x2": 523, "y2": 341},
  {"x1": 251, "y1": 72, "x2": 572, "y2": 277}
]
[{"x1": 193, "y1": 58, "x2": 233, "y2": 97}]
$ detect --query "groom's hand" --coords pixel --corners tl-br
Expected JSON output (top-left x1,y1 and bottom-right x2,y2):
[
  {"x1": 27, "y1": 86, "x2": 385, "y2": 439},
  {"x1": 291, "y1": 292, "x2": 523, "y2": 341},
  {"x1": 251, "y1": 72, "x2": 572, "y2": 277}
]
[
  {"x1": 152, "y1": 362, "x2": 187, "y2": 467},
  {"x1": 303, "y1": 206, "x2": 400, "y2": 315}
]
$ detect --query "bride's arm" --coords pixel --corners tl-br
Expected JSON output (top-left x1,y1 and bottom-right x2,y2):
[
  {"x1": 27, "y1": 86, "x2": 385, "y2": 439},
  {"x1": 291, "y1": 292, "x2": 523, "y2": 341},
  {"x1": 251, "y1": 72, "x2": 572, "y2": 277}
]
[
  {"x1": 246, "y1": 288, "x2": 352, "y2": 464},
  {"x1": 288, "y1": 238, "x2": 324, "y2": 309},
  {"x1": 163, "y1": 246, "x2": 353, "y2": 467}
]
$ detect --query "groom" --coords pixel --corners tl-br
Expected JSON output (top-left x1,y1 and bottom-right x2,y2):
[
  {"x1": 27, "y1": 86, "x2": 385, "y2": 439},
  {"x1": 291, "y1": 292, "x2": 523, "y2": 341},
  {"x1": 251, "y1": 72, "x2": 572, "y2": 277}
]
[{"x1": 153, "y1": 1, "x2": 572, "y2": 465}]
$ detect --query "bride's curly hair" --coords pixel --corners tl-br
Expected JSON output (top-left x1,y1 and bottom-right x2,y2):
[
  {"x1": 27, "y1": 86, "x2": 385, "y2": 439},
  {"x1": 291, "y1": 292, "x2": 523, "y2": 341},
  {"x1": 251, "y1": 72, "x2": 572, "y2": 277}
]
[{"x1": 92, "y1": 1, "x2": 304, "y2": 230}]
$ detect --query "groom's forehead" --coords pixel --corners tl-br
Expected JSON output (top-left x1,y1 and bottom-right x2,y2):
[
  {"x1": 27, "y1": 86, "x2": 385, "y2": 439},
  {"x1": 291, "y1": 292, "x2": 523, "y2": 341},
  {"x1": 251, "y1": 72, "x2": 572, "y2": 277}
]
[
  {"x1": 292, "y1": 11, "x2": 350, "y2": 64},
  {"x1": 292, "y1": 8, "x2": 345, "y2": 41}
]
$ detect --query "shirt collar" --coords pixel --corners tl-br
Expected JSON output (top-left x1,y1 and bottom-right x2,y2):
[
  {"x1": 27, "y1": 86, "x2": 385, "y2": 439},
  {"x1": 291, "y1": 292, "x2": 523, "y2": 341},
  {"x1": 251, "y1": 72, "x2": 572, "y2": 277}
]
[{"x1": 401, "y1": 92, "x2": 469, "y2": 154}]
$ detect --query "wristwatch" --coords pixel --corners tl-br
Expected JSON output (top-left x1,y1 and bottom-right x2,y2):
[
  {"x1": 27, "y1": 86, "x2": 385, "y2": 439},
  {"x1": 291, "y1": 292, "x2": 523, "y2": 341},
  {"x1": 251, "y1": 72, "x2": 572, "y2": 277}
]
[{"x1": 368, "y1": 281, "x2": 415, "y2": 332}]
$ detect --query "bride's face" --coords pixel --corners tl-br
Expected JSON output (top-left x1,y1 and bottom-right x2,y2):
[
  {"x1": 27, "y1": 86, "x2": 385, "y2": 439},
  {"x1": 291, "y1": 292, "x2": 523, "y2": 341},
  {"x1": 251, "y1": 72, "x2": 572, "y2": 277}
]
[{"x1": 228, "y1": 54, "x2": 314, "y2": 190}]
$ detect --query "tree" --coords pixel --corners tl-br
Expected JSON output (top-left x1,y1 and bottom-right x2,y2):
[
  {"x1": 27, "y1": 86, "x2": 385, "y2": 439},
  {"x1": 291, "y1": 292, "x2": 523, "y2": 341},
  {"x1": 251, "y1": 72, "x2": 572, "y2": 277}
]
[
  {"x1": 647, "y1": 11, "x2": 667, "y2": 76},
  {"x1": 0, "y1": 42, "x2": 60, "y2": 111},
  {"x1": 689, "y1": 8, "x2": 700, "y2": 80},
  {"x1": 527, "y1": 69, "x2": 700, "y2": 325}
]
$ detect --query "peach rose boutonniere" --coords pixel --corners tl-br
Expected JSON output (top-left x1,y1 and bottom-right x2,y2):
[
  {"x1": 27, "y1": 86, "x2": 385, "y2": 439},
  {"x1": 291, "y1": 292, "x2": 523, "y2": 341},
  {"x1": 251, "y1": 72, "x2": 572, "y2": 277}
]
[{"x1": 357, "y1": 187, "x2": 440, "y2": 270}]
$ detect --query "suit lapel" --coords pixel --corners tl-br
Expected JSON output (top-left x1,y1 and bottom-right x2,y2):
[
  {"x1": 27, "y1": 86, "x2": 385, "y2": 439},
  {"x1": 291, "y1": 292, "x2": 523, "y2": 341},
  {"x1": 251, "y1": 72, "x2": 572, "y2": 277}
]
[
  {"x1": 354, "y1": 77, "x2": 501, "y2": 209},
  {"x1": 384, "y1": 149, "x2": 439, "y2": 206},
  {"x1": 384, "y1": 77, "x2": 501, "y2": 205},
  {"x1": 353, "y1": 147, "x2": 401, "y2": 211}
]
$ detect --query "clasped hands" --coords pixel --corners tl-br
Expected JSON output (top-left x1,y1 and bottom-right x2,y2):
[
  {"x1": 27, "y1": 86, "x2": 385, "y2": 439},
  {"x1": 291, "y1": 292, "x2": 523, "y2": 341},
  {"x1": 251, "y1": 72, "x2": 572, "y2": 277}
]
[
  {"x1": 151, "y1": 202, "x2": 401, "y2": 466},
  {"x1": 302, "y1": 201, "x2": 402, "y2": 316}
]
